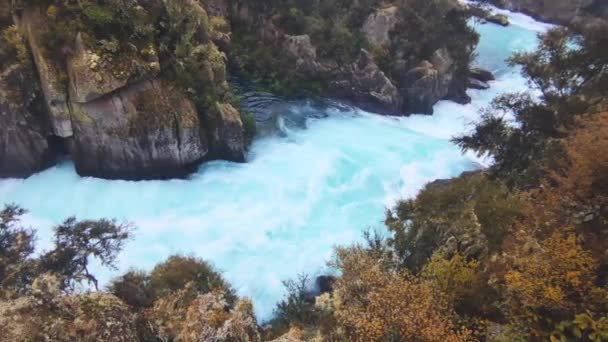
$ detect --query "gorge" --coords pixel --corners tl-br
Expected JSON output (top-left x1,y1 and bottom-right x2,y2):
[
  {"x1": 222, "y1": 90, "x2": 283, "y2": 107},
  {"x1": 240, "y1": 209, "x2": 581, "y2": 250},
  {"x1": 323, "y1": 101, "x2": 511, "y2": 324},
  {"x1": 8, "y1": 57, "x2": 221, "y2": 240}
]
[{"x1": 0, "y1": 3, "x2": 553, "y2": 320}]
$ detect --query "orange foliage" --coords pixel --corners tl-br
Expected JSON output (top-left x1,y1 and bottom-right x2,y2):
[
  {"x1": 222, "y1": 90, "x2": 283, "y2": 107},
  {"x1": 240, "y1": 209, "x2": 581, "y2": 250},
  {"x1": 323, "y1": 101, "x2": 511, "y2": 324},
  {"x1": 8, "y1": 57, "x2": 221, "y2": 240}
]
[
  {"x1": 505, "y1": 231, "x2": 598, "y2": 314},
  {"x1": 331, "y1": 247, "x2": 471, "y2": 342}
]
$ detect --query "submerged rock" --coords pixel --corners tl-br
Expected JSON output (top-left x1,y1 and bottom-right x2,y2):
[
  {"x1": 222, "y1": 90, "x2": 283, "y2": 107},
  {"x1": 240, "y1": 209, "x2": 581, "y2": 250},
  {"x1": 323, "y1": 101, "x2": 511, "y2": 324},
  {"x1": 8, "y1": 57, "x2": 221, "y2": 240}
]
[
  {"x1": 469, "y1": 77, "x2": 490, "y2": 90},
  {"x1": 470, "y1": 67, "x2": 495, "y2": 82},
  {"x1": 486, "y1": 13, "x2": 510, "y2": 26}
]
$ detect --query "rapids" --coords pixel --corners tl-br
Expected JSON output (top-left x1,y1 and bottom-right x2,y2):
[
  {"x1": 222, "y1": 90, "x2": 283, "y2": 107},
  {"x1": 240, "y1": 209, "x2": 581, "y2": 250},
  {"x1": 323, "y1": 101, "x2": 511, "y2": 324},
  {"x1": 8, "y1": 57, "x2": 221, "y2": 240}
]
[{"x1": 0, "y1": 10, "x2": 553, "y2": 319}]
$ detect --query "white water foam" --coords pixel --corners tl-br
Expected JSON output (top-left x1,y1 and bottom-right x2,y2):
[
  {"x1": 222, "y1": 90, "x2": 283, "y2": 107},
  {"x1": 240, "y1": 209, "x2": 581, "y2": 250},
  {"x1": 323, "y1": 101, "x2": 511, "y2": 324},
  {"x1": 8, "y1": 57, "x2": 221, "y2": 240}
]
[{"x1": 0, "y1": 12, "x2": 548, "y2": 319}]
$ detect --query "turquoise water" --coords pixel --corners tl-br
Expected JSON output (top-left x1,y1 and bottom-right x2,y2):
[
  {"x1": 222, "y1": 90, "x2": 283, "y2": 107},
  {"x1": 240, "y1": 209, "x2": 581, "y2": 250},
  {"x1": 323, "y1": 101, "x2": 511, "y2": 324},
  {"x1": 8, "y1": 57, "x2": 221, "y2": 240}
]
[{"x1": 0, "y1": 11, "x2": 551, "y2": 319}]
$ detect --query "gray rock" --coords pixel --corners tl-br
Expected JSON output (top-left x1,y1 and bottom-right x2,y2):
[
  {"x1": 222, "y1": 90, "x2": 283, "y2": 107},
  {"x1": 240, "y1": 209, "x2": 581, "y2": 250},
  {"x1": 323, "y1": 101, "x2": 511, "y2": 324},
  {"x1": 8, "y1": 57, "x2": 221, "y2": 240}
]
[
  {"x1": 469, "y1": 77, "x2": 490, "y2": 90},
  {"x1": 67, "y1": 33, "x2": 160, "y2": 103},
  {"x1": 69, "y1": 79, "x2": 209, "y2": 180},
  {"x1": 205, "y1": 102, "x2": 247, "y2": 162},
  {"x1": 470, "y1": 67, "x2": 495, "y2": 82},
  {"x1": 402, "y1": 48, "x2": 459, "y2": 114},
  {"x1": 486, "y1": 13, "x2": 510, "y2": 26},
  {"x1": 0, "y1": 64, "x2": 54, "y2": 178},
  {"x1": 362, "y1": 6, "x2": 399, "y2": 46},
  {"x1": 17, "y1": 7, "x2": 73, "y2": 138},
  {"x1": 326, "y1": 49, "x2": 403, "y2": 115}
]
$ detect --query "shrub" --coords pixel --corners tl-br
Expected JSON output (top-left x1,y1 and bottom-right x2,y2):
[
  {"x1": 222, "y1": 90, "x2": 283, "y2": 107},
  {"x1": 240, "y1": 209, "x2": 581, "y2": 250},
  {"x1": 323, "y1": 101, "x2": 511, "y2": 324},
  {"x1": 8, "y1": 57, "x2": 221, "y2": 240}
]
[
  {"x1": 240, "y1": 110, "x2": 257, "y2": 143},
  {"x1": 331, "y1": 246, "x2": 471, "y2": 341},
  {"x1": 82, "y1": 4, "x2": 114, "y2": 28},
  {"x1": 149, "y1": 255, "x2": 236, "y2": 306},
  {"x1": 108, "y1": 270, "x2": 153, "y2": 309},
  {"x1": 270, "y1": 275, "x2": 318, "y2": 333},
  {"x1": 422, "y1": 252, "x2": 480, "y2": 303},
  {"x1": 386, "y1": 173, "x2": 521, "y2": 270}
]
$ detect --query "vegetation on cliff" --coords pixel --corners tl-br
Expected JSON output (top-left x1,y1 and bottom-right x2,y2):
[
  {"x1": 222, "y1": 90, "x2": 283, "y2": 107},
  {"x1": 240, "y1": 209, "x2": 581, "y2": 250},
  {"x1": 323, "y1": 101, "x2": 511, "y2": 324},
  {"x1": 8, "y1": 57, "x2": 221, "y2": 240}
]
[{"x1": 231, "y1": 0, "x2": 478, "y2": 112}]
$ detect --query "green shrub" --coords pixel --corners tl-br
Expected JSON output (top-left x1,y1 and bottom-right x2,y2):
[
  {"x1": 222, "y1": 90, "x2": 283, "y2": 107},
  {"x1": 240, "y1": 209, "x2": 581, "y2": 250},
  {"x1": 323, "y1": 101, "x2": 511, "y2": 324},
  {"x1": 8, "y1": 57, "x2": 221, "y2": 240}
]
[
  {"x1": 240, "y1": 110, "x2": 257, "y2": 143},
  {"x1": 149, "y1": 255, "x2": 237, "y2": 306},
  {"x1": 270, "y1": 274, "x2": 319, "y2": 334},
  {"x1": 82, "y1": 4, "x2": 114, "y2": 28},
  {"x1": 386, "y1": 173, "x2": 521, "y2": 270}
]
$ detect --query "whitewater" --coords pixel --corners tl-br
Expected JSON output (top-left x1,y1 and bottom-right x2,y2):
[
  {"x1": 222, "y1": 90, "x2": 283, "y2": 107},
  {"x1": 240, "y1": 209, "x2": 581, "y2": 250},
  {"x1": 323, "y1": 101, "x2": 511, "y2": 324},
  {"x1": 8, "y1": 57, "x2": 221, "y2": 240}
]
[{"x1": 0, "y1": 11, "x2": 552, "y2": 319}]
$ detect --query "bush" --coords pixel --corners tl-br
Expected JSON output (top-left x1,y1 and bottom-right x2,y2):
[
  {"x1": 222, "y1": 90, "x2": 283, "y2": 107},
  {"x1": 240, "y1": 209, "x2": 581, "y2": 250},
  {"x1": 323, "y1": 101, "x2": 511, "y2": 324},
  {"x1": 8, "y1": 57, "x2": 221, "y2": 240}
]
[
  {"x1": 108, "y1": 270, "x2": 153, "y2": 309},
  {"x1": 331, "y1": 246, "x2": 471, "y2": 341},
  {"x1": 270, "y1": 275, "x2": 318, "y2": 333},
  {"x1": 82, "y1": 4, "x2": 114, "y2": 28},
  {"x1": 149, "y1": 255, "x2": 236, "y2": 306},
  {"x1": 386, "y1": 173, "x2": 521, "y2": 271},
  {"x1": 240, "y1": 110, "x2": 257, "y2": 143}
]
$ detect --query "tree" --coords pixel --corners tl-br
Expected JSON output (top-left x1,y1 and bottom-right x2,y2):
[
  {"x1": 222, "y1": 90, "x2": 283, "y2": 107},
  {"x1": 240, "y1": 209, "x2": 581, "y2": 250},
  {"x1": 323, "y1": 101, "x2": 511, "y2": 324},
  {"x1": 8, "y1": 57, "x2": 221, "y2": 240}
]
[
  {"x1": 40, "y1": 217, "x2": 131, "y2": 290},
  {"x1": 271, "y1": 274, "x2": 319, "y2": 332},
  {"x1": 454, "y1": 23, "x2": 608, "y2": 187},
  {"x1": 0, "y1": 205, "x2": 36, "y2": 295},
  {"x1": 107, "y1": 270, "x2": 153, "y2": 309},
  {"x1": 149, "y1": 255, "x2": 236, "y2": 305}
]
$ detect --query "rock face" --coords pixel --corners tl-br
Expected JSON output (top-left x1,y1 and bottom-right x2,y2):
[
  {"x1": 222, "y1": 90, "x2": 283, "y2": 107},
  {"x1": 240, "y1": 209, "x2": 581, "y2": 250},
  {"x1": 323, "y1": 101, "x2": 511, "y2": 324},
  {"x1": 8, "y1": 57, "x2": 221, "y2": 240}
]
[
  {"x1": 362, "y1": 6, "x2": 399, "y2": 46},
  {"x1": 0, "y1": 64, "x2": 53, "y2": 178},
  {"x1": 18, "y1": 7, "x2": 73, "y2": 138},
  {"x1": 206, "y1": 102, "x2": 247, "y2": 162},
  {"x1": 67, "y1": 33, "x2": 160, "y2": 104},
  {"x1": 282, "y1": 34, "x2": 402, "y2": 114},
  {"x1": 269, "y1": 4, "x2": 474, "y2": 115},
  {"x1": 326, "y1": 50, "x2": 403, "y2": 115},
  {"x1": 487, "y1": 0, "x2": 607, "y2": 25},
  {"x1": 1, "y1": 1, "x2": 247, "y2": 180},
  {"x1": 402, "y1": 48, "x2": 470, "y2": 114},
  {"x1": 69, "y1": 79, "x2": 208, "y2": 180}
]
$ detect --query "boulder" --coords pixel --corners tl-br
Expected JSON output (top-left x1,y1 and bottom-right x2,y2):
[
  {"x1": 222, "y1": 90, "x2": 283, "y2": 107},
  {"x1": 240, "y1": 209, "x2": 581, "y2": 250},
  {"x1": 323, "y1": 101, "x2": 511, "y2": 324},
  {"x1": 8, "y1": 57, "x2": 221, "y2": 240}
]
[
  {"x1": 402, "y1": 48, "x2": 456, "y2": 114},
  {"x1": 486, "y1": 13, "x2": 510, "y2": 26},
  {"x1": 362, "y1": 6, "x2": 399, "y2": 46},
  {"x1": 284, "y1": 35, "x2": 317, "y2": 60},
  {"x1": 468, "y1": 77, "x2": 490, "y2": 90},
  {"x1": 470, "y1": 67, "x2": 495, "y2": 82},
  {"x1": 327, "y1": 49, "x2": 403, "y2": 115},
  {"x1": 0, "y1": 64, "x2": 54, "y2": 178},
  {"x1": 69, "y1": 79, "x2": 209, "y2": 180},
  {"x1": 205, "y1": 102, "x2": 247, "y2": 162}
]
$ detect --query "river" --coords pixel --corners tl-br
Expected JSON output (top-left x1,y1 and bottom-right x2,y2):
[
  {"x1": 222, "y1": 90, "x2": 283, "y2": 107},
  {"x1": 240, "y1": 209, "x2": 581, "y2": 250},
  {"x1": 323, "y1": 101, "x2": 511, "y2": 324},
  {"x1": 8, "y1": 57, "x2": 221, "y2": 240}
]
[{"x1": 0, "y1": 9, "x2": 552, "y2": 319}]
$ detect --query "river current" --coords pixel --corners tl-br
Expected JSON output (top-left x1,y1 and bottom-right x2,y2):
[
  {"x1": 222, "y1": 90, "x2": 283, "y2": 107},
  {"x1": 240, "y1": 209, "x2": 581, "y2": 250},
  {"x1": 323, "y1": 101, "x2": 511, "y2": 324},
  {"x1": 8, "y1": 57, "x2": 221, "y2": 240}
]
[{"x1": 0, "y1": 9, "x2": 552, "y2": 319}]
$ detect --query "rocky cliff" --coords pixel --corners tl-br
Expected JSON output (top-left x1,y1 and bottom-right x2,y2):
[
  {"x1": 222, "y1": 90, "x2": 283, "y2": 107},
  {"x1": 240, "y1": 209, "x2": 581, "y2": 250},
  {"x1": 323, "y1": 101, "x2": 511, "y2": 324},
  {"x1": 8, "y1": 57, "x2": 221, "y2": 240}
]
[
  {"x1": 0, "y1": 0, "x2": 247, "y2": 179},
  {"x1": 229, "y1": 0, "x2": 479, "y2": 115},
  {"x1": 0, "y1": 0, "x2": 481, "y2": 179}
]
